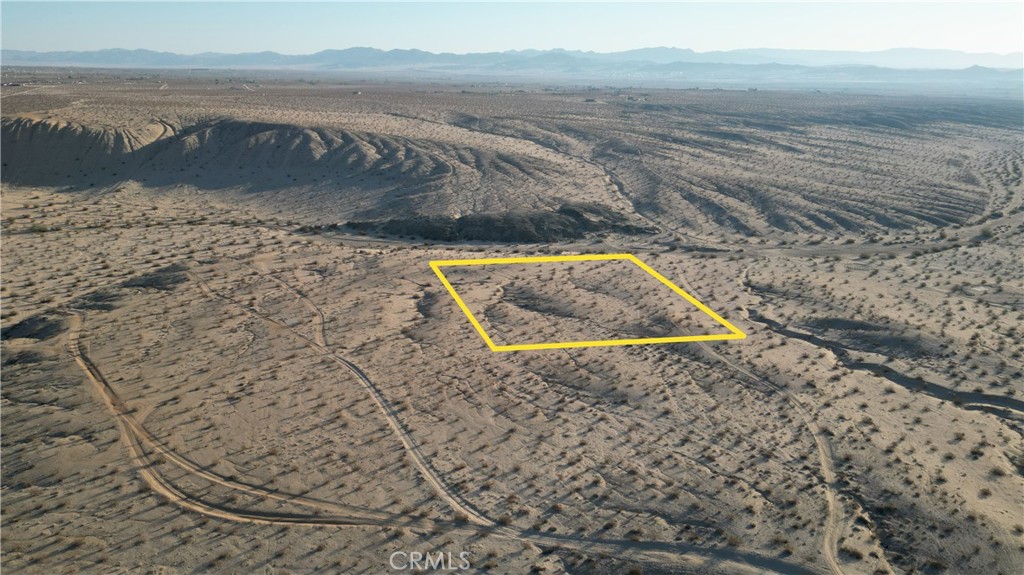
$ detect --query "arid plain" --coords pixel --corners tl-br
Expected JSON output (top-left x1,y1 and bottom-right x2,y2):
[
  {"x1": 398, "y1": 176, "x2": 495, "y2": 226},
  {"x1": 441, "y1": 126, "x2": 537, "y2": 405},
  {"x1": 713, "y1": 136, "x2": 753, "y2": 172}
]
[{"x1": 2, "y1": 71, "x2": 1022, "y2": 575}]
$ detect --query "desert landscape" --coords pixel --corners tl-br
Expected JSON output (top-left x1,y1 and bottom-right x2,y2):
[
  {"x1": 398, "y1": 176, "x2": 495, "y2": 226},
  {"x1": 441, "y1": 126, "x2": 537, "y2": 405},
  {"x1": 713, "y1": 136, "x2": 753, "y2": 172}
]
[{"x1": 1, "y1": 68, "x2": 1022, "y2": 575}]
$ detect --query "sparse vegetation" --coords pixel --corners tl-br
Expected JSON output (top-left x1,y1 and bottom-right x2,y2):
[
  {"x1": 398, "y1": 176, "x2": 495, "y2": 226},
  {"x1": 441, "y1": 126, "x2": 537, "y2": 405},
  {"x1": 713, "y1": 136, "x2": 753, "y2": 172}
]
[{"x1": 1, "y1": 74, "x2": 1020, "y2": 575}]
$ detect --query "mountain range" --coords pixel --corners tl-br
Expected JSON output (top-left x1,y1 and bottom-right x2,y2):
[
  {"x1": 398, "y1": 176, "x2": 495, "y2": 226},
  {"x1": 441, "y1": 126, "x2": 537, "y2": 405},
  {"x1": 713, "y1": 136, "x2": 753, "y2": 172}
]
[
  {"x1": 3, "y1": 47, "x2": 1021, "y2": 97},
  {"x1": 3, "y1": 46, "x2": 1021, "y2": 70}
]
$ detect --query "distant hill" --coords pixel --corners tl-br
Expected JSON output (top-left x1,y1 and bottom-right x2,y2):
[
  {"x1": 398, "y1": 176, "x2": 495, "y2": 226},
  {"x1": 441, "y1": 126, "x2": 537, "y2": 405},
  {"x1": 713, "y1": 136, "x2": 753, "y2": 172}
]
[
  {"x1": 3, "y1": 46, "x2": 1021, "y2": 70},
  {"x1": 2, "y1": 47, "x2": 1021, "y2": 97}
]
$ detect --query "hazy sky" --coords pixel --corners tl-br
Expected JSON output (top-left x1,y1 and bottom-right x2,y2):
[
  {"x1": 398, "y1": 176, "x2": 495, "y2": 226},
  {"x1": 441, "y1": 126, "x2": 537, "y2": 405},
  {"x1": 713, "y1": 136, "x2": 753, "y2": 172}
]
[{"x1": 2, "y1": 2, "x2": 1022, "y2": 55}]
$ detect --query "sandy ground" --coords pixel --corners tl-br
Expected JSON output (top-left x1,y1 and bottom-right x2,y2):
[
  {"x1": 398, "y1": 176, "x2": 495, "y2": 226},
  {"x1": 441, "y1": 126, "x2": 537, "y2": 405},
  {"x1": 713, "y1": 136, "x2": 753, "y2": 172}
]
[{"x1": 2, "y1": 76, "x2": 1022, "y2": 575}]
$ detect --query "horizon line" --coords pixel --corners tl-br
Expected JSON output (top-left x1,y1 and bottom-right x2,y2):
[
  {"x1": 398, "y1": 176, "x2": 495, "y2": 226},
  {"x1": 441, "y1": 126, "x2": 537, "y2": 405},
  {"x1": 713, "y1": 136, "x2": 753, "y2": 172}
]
[{"x1": 3, "y1": 46, "x2": 1023, "y2": 57}]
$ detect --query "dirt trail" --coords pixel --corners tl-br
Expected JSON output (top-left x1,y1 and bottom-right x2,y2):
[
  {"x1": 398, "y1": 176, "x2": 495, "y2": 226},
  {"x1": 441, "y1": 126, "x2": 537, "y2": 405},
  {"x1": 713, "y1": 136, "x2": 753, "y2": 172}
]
[
  {"x1": 62, "y1": 272, "x2": 826, "y2": 575},
  {"x1": 0, "y1": 86, "x2": 46, "y2": 99},
  {"x1": 191, "y1": 268, "x2": 504, "y2": 531},
  {"x1": 66, "y1": 313, "x2": 428, "y2": 529},
  {"x1": 702, "y1": 340, "x2": 846, "y2": 575},
  {"x1": 190, "y1": 267, "x2": 819, "y2": 575},
  {"x1": 253, "y1": 263, "x2": 327, "y2": 348},
  {"x1": 671, "y1": 273, "x2": 850, "y2": 575}
]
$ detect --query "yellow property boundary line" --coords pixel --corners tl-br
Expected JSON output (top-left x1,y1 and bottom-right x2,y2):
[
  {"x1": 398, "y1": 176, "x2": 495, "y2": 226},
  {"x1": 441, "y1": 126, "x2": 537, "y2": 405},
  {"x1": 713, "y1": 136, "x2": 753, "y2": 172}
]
[{"x1": 429, "y1": 253, "x2": 746, "y2": 352}]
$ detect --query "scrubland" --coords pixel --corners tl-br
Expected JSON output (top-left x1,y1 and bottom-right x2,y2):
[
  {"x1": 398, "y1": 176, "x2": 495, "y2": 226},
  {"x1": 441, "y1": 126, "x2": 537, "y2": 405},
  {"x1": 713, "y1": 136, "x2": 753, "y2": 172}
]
[{"x1": 2, "y1": 71, "x2": 1021, "y2": 574}]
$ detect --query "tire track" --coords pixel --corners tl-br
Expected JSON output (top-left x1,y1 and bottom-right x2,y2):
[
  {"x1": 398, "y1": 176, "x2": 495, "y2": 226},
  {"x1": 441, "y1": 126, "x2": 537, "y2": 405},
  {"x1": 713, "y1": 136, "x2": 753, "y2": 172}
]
[
  {"x1": 191, "y1": 268, "x2": 504, "y2": 531},
  {"x1": 64, "y1": 272, "x2": 825, "y2": 574},
  {"x1": 199, "y1": 265, "x2": 820, "y2": 574},
  {"x1": 700, "y1": 340, "x2": 845, "y2": 575},
  {"x1": 66, "y1": 311, "x2": 430, "y2": 530},
  {"x1": 671, "y1": 273, "x2": 849, "y2": 575}
]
